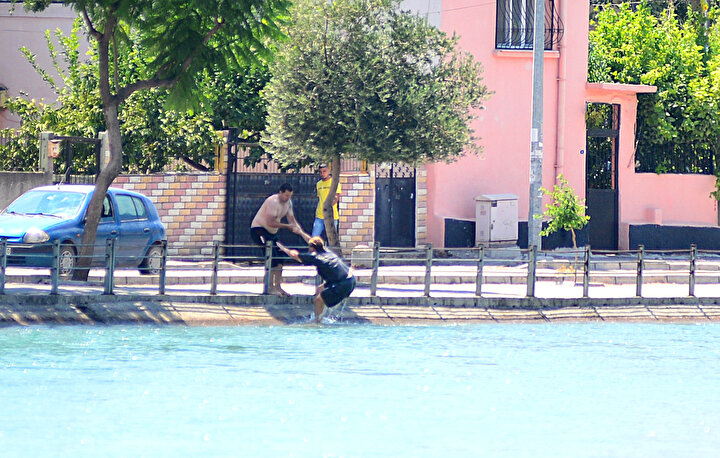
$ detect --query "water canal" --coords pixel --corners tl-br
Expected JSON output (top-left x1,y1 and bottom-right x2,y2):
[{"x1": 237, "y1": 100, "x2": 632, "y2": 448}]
[{"x1": 1, "y1": 323, "x2": 719, "y2": 457}]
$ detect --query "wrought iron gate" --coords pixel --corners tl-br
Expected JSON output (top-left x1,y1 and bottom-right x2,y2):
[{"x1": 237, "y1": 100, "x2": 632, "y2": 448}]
[
  {"x1": 586, "y1": 103, "x2": 620, "y2": 250},
  {"x1": 375, "y1": 163, "x2": 415, "y2": 247},
  {"x1": 50, "y1": 134, "x2": 102, "y2": 184},
  {"x1": 224, "y1": 139, "x2": 317, "y2": 258}
]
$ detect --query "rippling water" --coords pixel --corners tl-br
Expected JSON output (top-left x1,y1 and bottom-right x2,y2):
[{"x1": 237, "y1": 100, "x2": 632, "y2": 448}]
[{"x1": 1, "y1": 323, "x2": 719, "y2": 457}]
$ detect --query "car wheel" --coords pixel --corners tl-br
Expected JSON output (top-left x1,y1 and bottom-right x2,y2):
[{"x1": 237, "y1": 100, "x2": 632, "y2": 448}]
[
  {"x1": 59, "y1": 244, "x2": 76, "y2": 277},
  {"x1": 139, "y1": 244, "x2": 164, "y2": 275}
]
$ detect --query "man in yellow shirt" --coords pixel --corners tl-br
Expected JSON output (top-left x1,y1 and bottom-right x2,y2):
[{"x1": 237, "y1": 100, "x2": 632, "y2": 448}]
[{"x1": 312, "y1": 163, "x2": 341, "y2": 240}]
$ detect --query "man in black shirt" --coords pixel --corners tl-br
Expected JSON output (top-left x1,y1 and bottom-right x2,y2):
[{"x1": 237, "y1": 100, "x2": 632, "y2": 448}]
[{"x1": 278, "y1": 234, "x2": 355, "y2": 322}]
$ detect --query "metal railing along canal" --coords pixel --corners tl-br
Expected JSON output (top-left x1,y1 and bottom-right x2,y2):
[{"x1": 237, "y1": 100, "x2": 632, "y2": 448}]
[{"x1": 1, "y1": 240, "x2": 720, "y2": 298}]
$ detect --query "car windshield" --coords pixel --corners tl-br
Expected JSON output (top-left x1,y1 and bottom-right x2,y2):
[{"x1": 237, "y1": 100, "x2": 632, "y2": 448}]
[{"x1": 4, "y1": 190, "x2": 86, "y2": 218}]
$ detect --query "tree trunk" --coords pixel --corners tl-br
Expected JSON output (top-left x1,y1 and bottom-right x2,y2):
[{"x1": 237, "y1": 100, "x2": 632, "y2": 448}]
[
  {"x1": 323, "y1": 155, "x2": 341, "y2": 248},
  {"x1": 72, "y1": 18, "x2": 122, "y2": 281}
]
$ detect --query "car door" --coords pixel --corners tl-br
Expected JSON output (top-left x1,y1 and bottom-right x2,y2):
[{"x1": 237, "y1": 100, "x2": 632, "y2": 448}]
[
  {"x1": 115, "y1": 193, "x2": 153, "y2": 265},
  {"x1": 92, "y1": 195, "x2": 120, "y2": 264}
]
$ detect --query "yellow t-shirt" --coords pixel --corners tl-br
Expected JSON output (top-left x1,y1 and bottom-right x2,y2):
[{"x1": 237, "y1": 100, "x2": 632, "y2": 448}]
[{"x1": 316, "y1": 178, "x2": 341, "y2": 219}]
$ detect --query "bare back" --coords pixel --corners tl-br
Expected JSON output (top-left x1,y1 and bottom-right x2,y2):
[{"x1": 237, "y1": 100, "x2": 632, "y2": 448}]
[{"x1": 251, "y1": 194, "x2": 293, "y2": 234}]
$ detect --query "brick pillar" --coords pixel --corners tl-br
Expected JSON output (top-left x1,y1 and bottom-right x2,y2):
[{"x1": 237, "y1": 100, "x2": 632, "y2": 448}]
[
  {"x1": 338, "y1": 172, "x2": 374, "y2": 251},
  {"x1": 416, "y1": 164, "x2": 427, "y2": 246}
]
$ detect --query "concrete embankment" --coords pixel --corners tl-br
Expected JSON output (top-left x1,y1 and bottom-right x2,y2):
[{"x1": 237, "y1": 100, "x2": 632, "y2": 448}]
[{"x1": 1, "y1": 294, "x2": 720, "y2": 326}]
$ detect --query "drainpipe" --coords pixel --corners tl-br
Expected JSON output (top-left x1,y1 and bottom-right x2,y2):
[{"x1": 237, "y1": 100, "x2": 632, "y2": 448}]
[{"x1": 554, "y1": 0, "x2": 568, "y2": 185}]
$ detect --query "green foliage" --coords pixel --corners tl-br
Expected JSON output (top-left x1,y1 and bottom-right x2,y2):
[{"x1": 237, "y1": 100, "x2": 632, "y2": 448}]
[
  {"x1": 590, "y1": 1, "x2": 716, "y2": 22},
  {"x1": 539, "y1": 175, "x2": 590, "y2": 248},
  {"x1": 589, "y1": 2, "x2": 720, "y2": 174},
  {"x1": 0, "y1": 98, "x2": 44, "y2": 171},
  {"x1": 21, "y1": 0, "x2": 289, "y2": 110},
  {"x1": 262, "y1": 0, "x2": 489, "y2": 168},
  {"x1": 0, "y1": 21, "x2": 257, "y2": 173}
]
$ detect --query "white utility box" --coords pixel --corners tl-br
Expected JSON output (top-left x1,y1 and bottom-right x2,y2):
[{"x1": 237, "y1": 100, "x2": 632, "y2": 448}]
[{"x1": 475, "y1": 194, "x2": 518, "y2": 245}]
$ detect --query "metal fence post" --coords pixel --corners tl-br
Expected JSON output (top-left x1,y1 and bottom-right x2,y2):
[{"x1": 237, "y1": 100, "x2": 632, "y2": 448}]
[
  {"x1": 0, "y1": 238, "x2": 6, "y2": 295},
  {"x1": 51, "y1": 240, "x2": 60, "y2": 295},
  {"x1": 582, "y1": 245, "x2": 590, "y2": 298},
  {"x1": 103, "y1": 238, "x2": 116, "y2": 295},
  {"x1": 636, "y1": 244, "x2": 644, "y2": 297},
  {"x1": 263, "y1": 240, "x2": 273, "y2": 295},
  {"x1": 424, "y1": 243, "x2": 433, "y2": 297},
  {"x1": 370, "y1": 242, "x2": 380, "y2": 297},
  {"x1": 527, "y1": 245, "x2": 537, "y2": 297},
  {"x1": 475, "y1": 246, "x2": 484, "y2": 297},
  {"x1": 158, "y1": 240, "x2": 167, "y2": 295},
  {"x1": 211, "y1": 241, "x2": 220, "y2": 295},
  {"x1": 689, "y1": 244, "x2": 697, "y2": 297}
]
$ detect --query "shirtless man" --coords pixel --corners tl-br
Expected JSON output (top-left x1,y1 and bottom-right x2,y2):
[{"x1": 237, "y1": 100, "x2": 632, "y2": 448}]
[{"x1": 250, "y1": 183, "x2": 303, "y2": 296}]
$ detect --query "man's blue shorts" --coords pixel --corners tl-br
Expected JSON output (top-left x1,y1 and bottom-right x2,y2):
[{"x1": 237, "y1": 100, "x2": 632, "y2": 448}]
[{"x1": 321, "y1": 276, "x2": 356, "y2": 307}]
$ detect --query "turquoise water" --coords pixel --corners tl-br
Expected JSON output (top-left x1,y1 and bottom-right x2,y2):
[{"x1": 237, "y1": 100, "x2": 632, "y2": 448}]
[{"x1": 1, "y1": 323, "x2": 719, "y2": 457}]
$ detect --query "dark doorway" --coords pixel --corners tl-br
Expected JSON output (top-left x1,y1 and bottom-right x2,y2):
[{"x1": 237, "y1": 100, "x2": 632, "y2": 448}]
[
  {"x1": 586, "y1": 103, "x2": 620, "y2": 250},
  {"x1": 375, "y1": 163, "x2": 415, "y2": 247},
  {"x1": 224, "y1": 137, "x2": 316, "y2": 259}
]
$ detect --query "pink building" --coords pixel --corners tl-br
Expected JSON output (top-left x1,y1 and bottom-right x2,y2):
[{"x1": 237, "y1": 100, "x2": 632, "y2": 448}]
[{"x1": 428, "y1": 0, "x2": 718, "y2": 250}]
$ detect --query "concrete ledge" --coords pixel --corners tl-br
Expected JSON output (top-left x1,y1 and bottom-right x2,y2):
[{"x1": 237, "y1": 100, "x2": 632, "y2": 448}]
[{"x1": 1, "y1": 294, "x2": 719, "y2": 326}]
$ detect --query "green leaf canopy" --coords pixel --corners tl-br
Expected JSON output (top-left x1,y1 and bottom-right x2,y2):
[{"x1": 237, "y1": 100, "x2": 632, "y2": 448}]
[{"x1": 262, "y1": 0, "x2": 489, "y2": 167}]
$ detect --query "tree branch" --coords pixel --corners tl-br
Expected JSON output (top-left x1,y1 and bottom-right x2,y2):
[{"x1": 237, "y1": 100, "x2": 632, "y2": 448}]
[
  {"x1": 116, "y1": 77, "x2": 174, "y2": 101},
  {"x1": 81, "y1": 7, "x2": 102, "y2": 40},
  {"x1": 117, "y1": 17, "x2": 226, "y2": 103},
  {"x1": 112, "y1": 33, "x2": 119, "y2": 93},
  {"x1": 97, "y1": 9, "x2": 118, "y2": 107}
]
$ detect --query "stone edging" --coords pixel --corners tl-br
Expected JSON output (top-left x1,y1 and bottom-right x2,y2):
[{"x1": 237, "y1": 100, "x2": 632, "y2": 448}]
[{"x1": 1, "y1": 295, "x2": 719, "y2": 326}]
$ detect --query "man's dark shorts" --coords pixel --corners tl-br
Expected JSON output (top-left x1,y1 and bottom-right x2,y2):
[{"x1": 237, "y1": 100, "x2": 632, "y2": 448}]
[
  {"x1": 250, "y1": 227, "x2": 286, "y2": 267},
  {"x1": 321, "y1": 276, "x2": 356, "y2": 307}
]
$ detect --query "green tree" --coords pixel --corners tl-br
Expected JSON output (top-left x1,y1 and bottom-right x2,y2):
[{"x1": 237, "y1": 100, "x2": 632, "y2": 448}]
[
  {"x1": 262, "y1": 0, "x2": 489, "y2": 246},
  {"x1": 0, "y1": 21, "x2": 221, "y2": 174},
  {"x1": 21, "y1": 0, "x2": 288, "y2": 280},
  {"x1": 539, "y1": 175, "x2": 590, "y2": 250},
  {"x1": 589, "y1": 2, "x2": 720, "y2": 174},
  {"x1": 590, "y1": 0, "x2": 715, "y2": 21}
]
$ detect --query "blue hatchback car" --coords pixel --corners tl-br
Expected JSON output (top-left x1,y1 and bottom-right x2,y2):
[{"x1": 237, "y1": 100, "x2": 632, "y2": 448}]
[{"x1": 0, "y1": 185, "x2": 167, "y2": 276}]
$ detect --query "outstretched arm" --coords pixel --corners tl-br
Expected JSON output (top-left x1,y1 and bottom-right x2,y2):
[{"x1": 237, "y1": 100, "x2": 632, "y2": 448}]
[
  {"x1": 276, "y1": 241, "x2": 301, "y2": 262},
  {"x1": 292, "y1": 225, "x2": 311, "y2": 243}
]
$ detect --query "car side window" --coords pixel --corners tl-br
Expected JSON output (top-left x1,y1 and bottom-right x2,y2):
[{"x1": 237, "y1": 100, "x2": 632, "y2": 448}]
[
  {"x1": 116, "y1": 194, "x2": 149, "y2": 221},
  {"x1": 133, "y1": 197, "x2": 148, "y2": 219},
  {"x1": 101, "y1": 196, "x2": 114, "y2": 220}
]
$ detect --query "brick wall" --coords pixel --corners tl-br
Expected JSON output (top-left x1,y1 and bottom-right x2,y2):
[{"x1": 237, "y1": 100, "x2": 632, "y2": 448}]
[
  {"x1": 112, "y1": 168, "x2": 425, "y2": 256},
  {"x1": 114, "y1": 174, "x2": 225, "y2": 257},
  {"x1": 338, "y1": 172, "x2": 375, "y2": 248}
]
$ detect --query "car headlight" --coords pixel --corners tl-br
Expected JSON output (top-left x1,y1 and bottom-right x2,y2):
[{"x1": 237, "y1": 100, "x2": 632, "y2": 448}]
[{"x1": 23, "y1": 227, "x2": 50, "y2": 243}]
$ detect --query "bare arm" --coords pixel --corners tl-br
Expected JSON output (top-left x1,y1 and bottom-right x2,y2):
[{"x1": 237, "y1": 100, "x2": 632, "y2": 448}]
[
  {"x1": 286, "y1": 202, "x2": 299, "y2": 226},
  {"x1": 292, "y1": 225, "x2": 311, "y2": 243},
  {"x1": 276, "y1": 241, "x2": 301, "y2": 262}
]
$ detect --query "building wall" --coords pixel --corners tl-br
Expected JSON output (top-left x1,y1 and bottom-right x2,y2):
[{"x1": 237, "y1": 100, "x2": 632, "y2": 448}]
[
  {"x1": 586, "y1": 84, "x2": 718, "y2": 249},
  {"x1": 0, "y1": 3, "x2": 83, "y2": 129},
  {"x1": 426, "y1": 0, "x2": 592, "y2": 247},
  {"x1": 0, "y1": 171, "x2": 50, "y2": 210},
  {"x1": 430, "y1": 0, "x2": 718, "y2": 249}
]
